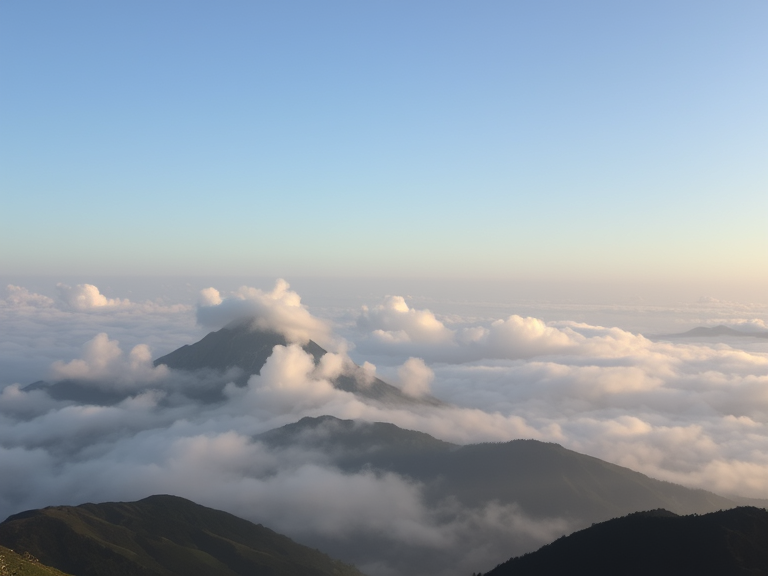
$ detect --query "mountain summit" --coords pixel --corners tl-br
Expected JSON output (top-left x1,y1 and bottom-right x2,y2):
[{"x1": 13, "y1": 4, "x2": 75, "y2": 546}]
[
  {"x1": 155, "y1": 322, "x2": 442, "y2": 406},
  {"x1": 154, "y1": 323, "x2": 326, "y2": 375}
]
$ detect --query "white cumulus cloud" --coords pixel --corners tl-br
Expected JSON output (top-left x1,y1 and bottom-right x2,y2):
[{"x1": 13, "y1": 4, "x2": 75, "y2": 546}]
[
  {"x1": 358, "y1": 296, "x2": 455, "y2": 344},
  {"x1": 398, "y1": 357, "x2": 434, "y2": 397},
  {"x1": 50, "y1": 332, "x2": 169, "y2": 389},
  {"x1": 56, "y1": 283, "x2": 131, "y2": 310},
  {"x1": 2, "y1": 285, "x2": 55, "y2": 308}
]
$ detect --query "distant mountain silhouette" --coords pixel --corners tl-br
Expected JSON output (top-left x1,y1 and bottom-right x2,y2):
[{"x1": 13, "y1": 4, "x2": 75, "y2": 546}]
[
  {"x1": 0, "y1": 495, "x2": 365, "y2": 576},
  {"x1": 483, "y1": 506, "x2": 768, "y2": 575},
  {"x1": 154, "y1": 322, "x2": 442, "y2": 405},
  {"x1": 651, "y1": 325, "x2": 768, "y2": 340},
  {"x1": 23, "y1": 379, "x2": 128, "y2": 405},
  {"x1": 258, "y1": 416, "x2": 735, "y2": 522}
]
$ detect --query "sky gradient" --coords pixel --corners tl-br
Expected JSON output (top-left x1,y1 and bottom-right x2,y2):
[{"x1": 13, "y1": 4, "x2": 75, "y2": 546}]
[{"x1": 2, "y1": 1, "x2": 766, "y2": 286}]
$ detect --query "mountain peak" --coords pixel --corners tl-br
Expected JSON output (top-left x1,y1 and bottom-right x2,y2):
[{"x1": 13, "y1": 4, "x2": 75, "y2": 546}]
[
  {"x1": 154, "y1": 323, "x2": 325, "y2": 376},
  {"x1": 155, "y1": 325, "x2": 444, "y2": 406}
]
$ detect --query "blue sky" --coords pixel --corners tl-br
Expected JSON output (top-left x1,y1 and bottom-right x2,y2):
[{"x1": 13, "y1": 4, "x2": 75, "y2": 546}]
[{"x1": 1, "y1": 1, "x2": 766, "y2": 286}]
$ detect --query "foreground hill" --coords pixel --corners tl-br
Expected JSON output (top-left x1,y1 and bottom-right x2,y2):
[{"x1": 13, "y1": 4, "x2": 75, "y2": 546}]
[
  {"x1": 0, "y1": 545, "x2": 73, "y2": 576},
  {"x1": 0, "y1": 495, "x2": 365, "y2": 576},
  {"x1": 259, "y1": 416, "x2": 735, "y2": 522},
  {"x1": 483, "y1": 506, "x2": 768, "y2": 576}
]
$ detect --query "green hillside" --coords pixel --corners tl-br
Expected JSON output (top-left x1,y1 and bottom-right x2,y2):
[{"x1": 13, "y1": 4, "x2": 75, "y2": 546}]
[
  {"x1": 0, "y1": 546, "x2": 73, "y2": 576},
  {"x1": 0, "y1": 495, "x2": 365, "y2": 576}
]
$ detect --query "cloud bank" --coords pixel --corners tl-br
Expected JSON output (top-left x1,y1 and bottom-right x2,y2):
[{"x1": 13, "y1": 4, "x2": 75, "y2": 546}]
[{"x1": 2, "y1": 282, "x2": 768, "y2": 574}]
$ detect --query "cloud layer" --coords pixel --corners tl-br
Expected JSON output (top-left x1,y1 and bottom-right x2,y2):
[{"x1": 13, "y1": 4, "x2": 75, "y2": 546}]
[{"x1": 2, "y1": 282, "x2": 768, "y2": 575}]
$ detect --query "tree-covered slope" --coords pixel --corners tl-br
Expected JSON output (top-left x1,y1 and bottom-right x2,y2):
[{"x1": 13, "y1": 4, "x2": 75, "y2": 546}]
[{"x1": 483, "y1": 506, "x2": 768, "y2": 576}]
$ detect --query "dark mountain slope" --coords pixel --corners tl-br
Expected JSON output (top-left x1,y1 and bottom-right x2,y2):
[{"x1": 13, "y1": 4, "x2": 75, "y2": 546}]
[
  {"x1": 484, "y1": 506, "x2": 768, "y2": 576},
  {"x1": 153, "y1": 325, "x2": 325, "y2": 375},
  {"x1": 22, "y1": 380, "x2": 126, "y2": 405},
  {"x1": 258, "y1": 416, "x2": 735, "y2": 521},
  {"x1": 258, "y1": 414, "x2": 458, "y2": 471},
  {"x1": 0, "y1": 495, "x2": 365, "y2": 576}
]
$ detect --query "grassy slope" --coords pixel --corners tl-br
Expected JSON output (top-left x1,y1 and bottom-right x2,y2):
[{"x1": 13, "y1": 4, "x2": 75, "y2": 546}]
[
  {"x1": 0, "y1": 495, "x2": 364, "y2": 576},
  {"x1": 0, "y1": 546, "x2": 73, "y2": 576}
]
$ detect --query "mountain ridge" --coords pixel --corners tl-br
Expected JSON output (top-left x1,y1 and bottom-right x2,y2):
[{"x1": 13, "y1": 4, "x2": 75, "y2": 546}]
[
  {"x1": 246, "y1": 415, "x2": 741, "y2": 574},
  {"x1": 257, "y1": 416, "x2": 735, "y2": 521}
]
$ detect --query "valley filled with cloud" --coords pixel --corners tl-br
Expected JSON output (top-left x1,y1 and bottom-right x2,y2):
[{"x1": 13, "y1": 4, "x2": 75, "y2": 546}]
[{"x1": 1, "y1": 280, "x2": 767, "y2": 575}]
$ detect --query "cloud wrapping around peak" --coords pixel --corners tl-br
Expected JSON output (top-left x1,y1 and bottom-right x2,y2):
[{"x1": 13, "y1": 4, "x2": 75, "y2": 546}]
[
  {"x1": 196, "y1": 279, "x2": 333, "y2": 346},
  {"x1": 398, "y1": 357, "x2": 434, "y2": 397},
  {"x1": 232, "y1": 344, "x2": 341, "y2": 414}
]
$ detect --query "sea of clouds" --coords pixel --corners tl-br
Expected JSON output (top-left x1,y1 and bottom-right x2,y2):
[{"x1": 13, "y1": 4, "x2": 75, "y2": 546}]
[{"x1": 1, "y1": 279, "x2": 767, "y2": 575}]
